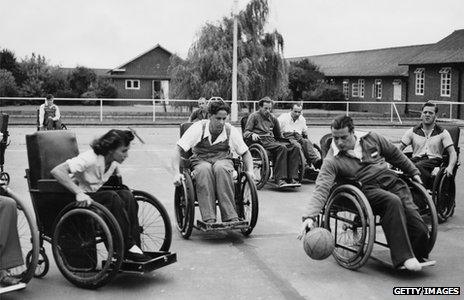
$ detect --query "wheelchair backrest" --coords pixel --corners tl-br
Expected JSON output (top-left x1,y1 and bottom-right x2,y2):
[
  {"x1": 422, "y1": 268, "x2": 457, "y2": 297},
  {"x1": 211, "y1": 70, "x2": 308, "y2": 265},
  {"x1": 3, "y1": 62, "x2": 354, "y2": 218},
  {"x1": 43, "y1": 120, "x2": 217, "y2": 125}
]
[
  {"x1": 442, "y1": 126, "x2": 460, "y2": 153},
  {"x1": 26, "y1": 131, "x2": 79, "y2": 189},
  {"x1": 319, "y1": 133, "x2": 332, "y2": 159},
  {"x1": 240, "y1": 114, "x2": 249, "y2": 134},
  {"x1": 179, "y1": 122, "x2": 194, "y2": 159}
]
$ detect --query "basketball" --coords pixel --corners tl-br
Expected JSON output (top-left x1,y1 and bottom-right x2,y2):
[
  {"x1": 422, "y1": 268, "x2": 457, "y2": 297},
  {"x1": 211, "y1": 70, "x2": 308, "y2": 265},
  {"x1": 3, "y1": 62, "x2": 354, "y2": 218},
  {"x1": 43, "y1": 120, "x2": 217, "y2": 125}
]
[{"x1": 303, "y1": 227, "x2": 335, "y2": 260}]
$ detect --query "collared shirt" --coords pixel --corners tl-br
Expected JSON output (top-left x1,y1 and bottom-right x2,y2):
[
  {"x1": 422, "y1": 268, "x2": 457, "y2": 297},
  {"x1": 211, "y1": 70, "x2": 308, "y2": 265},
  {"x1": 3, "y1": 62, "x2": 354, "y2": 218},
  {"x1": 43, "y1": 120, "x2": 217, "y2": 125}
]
[
  {"x1": 401, "y1": 123, "x2": 453, "y2": 159},
  {"x1": 332, "y1": 131, "x2": 369, "y2": 160},
  {"x1": 243, "y1": 110, "x2": 282, "y2": 139},
  {"x1": 177, "y1": 120, "x2": 248, "y2": 155},
  {"x1": 39, "y1": 103, "x2": 60, "y2": 125},
  {"x1": 66, "y1": 150, "x2": 119, "y2": 193},
  {"x1": 277, "y1": 112, "x2": 308, "y2": 135}
]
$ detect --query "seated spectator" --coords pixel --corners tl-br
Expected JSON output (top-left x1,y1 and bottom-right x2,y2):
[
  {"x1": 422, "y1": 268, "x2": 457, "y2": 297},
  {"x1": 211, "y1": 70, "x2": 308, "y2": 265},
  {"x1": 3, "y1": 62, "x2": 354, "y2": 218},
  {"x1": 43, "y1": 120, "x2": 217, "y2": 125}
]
[
  {"x1": 278, "y1": 103, "x2": 322, "y2": 169},
  {"x1": 189, "y1": 97, "x2": 209, "y2": 122},
  {"x1": 173, "y1": 99, "x2": 253, "y2": 223},
  {"x1": 39, "y1": 94, "x2": 62, "y2": 130},
  {"x1": 243, "y1": 97, "x2": 300, "y2": 187},
  {"x1": 400, "y1": 101, "x2": 457, "y2": 187},
  {"x1": 0, "y1": 196, "x2": 23, "y2": 287}
]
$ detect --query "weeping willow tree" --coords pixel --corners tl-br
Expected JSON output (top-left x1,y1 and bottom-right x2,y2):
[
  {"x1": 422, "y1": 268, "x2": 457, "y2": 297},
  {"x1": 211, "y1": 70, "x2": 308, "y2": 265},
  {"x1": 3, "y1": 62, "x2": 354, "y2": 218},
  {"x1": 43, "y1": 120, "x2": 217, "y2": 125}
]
[{"x1": 169, "y1": 0, "x2": 288, "y2": 103}]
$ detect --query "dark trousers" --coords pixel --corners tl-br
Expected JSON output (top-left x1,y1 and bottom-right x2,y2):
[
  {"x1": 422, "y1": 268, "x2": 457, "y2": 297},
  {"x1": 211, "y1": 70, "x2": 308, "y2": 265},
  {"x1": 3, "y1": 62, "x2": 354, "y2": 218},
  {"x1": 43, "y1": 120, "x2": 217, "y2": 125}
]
[
  {"x1": 411, "y1": 156, "x2": 442, "y2": 188},
  {"x1": 361, "y1": 172, "x2": 429, "y2": 268},
  {"x1": 44, "y1": 118, "x2": 62, "y2": 130},
  {"x1": 90, "y1": 189, "x2": 140, "y2": 250},
  {"x1": 260, "y1": 137, "x2": 300, "y2": 181},
  {"x1": 283, "y1": 132, "x2": 319, "y2": 165}
]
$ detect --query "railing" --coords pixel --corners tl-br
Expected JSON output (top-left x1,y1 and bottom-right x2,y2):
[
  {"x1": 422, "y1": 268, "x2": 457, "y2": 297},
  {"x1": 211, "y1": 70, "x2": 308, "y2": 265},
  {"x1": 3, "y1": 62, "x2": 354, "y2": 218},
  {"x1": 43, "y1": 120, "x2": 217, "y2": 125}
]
[{"x1": 0, "y1": 97, "x2": 461, "y2": 124}]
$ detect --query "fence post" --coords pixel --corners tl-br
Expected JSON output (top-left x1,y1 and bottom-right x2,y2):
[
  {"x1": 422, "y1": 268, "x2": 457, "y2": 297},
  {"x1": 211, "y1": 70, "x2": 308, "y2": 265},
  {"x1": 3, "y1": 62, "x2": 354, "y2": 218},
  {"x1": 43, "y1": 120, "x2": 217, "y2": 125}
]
[
  {"x1": 390, "y1": 103, "x2": 393, "y2": 123},
  {"x1": 153, "y1": 100, "x2": 156, "y2": 122},
  {"x1": 345, "y1": 102, "x2": 349, "y2": 116},
  {"x1": 450, "y1": 103, "x2": 452, "y2": 120},
  {"x1": 253, "y1": 101, "x2": 256, "y2": 112},
  {"x1": 99, "y1": 99, "x2": 103, "y2": 123}
]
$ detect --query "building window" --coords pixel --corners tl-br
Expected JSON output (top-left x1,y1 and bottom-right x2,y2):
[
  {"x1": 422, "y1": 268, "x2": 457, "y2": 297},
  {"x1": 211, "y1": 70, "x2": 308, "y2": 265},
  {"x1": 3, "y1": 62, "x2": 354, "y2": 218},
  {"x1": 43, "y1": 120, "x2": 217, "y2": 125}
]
[
  {"x1": 439, "y1": 67, "x2": 451, "y2": 97},
  {"x1": 373, "y1": 79, "x2": 382, "y2": 99},
  {"x1": 414, "y1": 68, "x2": 425, "y2": 95},
  {"x1": 125, "y1": 79, "x2": 140, "y2": 90},
  {"x1": 342, "y1": 80, "x2": 349, "y2": 99},
  {"x1": 358, "y1": 79, "x2": 365, "y2": 98},
  {"x1": 352, "y1": 82, "x2": 359, "y2": 97}
]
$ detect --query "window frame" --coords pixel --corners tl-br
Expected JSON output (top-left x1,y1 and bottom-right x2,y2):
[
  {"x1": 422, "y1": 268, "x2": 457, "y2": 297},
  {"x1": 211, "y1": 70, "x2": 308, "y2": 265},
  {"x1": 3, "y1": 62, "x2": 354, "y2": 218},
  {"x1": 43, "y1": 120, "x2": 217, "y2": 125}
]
[
  {"x1": 358, "y1": 79, "x2": 365, "y2": 98},
  {"x1": 125, "y1": 79, "x2": 140, "y2": 90},
  {"x1": 374, "y1": 79, "x2": 382, "y2": 99},
  {"x1": 414, "y1": 68, "x2": 425, "y2": 96},
  {"x1": 439, "y1": 67, "x2": 451, "y2": 97},
  {"x1": 342, "y1": 79, "x2": 349, "y2": 99},
  {"x1": 352, "y1": 82, "x2": 359, "y2": 97}
]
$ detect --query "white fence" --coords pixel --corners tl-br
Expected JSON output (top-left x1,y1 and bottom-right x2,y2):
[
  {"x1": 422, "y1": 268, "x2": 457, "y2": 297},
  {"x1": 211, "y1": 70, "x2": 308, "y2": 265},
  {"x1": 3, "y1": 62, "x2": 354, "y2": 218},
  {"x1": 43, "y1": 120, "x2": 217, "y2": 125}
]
[{"x1": 0, "y1": 97, "x2": 461, "y2": 124}]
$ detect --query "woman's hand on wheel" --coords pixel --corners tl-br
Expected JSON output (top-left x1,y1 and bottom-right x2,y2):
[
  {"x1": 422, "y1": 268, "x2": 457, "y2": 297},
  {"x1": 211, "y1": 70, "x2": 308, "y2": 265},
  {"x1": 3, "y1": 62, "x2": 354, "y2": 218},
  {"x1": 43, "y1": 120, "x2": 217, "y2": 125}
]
[{"x1": 76, "y1": 192, "x2": 93, "y2": 207}]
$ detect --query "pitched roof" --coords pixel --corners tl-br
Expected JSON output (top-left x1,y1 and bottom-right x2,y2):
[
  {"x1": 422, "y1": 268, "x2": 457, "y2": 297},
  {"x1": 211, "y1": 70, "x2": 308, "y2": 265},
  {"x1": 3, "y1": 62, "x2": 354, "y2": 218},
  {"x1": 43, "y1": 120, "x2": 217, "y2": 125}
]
[
  {"x1": 109, "y1": 44, "x2": 172, "y2": 73},
  {"x1": 59, "y1": 67, "x2": 110, "y2": 77},
  {"x1": 400, "y1": 30, "x2": 464, "y2": 65},
  {"x1": 287, "y1": 44, "x2": 431, "y2": 77}
]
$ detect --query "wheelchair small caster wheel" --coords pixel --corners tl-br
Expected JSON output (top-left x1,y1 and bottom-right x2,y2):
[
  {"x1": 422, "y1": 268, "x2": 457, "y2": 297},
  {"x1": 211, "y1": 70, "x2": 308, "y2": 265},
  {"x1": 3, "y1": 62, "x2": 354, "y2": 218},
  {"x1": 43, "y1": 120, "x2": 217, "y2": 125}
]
[
  {"x1": 27, "y1": 249, "x2": 49, "y2": 278},
  {"x1": 0, "y1": 172, "x2": 10, "y2": 185}
]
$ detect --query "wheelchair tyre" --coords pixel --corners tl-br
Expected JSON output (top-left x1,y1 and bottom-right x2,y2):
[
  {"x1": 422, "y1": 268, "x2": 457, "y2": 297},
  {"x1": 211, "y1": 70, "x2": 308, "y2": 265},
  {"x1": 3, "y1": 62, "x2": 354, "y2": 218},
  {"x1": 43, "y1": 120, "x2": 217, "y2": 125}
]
[
  {"x1": 52, "y1": 203, "x2": 124, "y2": 289},
  {"x1": 323, "y1": 184, "x2": 375, "y2": 270},
  {"x1": 0, "y1": 171, "x2": 10, "y2": 185},
  {"x1": 133, "y1": 190, "x2": 172, "y2": 252},
  {"x1": 408, "y1": 180, "x2": 438, "y2": 253},
  {"x1": 9, "y1": 197, "x2": 40, "y2": 284},
  {"x1": 27, "y1": 249, "x2": 49, "y2": 278},
  {"x1": 313, "y1": 143, "x2": 323, "y2": 161},
  {"x1": 249, "y1": 143, "x2": 270, "y2": 190},
  {"x1": 237, "y1": 172, "x2": 259, "y2": 236},
  {"x1": 433, "y1": 169, "x2": 456, "y2": 223},
  {"x1": 297, "y1": 149, "x2": 305, "y2": 183},
  {"x1": 174, "y1": 171, "x2": 195, "y2": 239}
]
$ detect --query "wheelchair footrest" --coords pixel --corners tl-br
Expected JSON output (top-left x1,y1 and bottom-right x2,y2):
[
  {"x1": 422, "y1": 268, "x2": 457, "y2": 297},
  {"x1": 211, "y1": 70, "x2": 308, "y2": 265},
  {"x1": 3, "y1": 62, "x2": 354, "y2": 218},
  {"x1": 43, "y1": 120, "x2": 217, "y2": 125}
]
[
  {"x1": 118, "y1": 251, "x2": 177, "y2": 274},
  {"x1": 196, "y1": 220, "x2": 249, "y2": 231}
]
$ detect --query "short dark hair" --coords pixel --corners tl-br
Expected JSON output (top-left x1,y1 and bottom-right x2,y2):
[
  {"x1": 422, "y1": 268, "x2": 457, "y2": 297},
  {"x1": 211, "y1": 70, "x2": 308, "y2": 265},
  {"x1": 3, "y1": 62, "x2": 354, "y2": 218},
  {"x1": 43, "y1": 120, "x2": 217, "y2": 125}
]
[
  {"x1": 91, "y1": 129, "x2": 134, "y2": 156},
  {"x1": 208, "y1": 99, "x2": 230, "y2": 115},
  {"x1": 46, "y1": 94, "x2": 54, "y2": 100},
  {"x1": 258, "y1": 96, "x2": 273, "y2": 107},
  {"x1": 422, "y1": 101, "x2": 438, "y2": 113},
  {"x1": 331, "y1": 115, "x2": 354, "y2": 133}
]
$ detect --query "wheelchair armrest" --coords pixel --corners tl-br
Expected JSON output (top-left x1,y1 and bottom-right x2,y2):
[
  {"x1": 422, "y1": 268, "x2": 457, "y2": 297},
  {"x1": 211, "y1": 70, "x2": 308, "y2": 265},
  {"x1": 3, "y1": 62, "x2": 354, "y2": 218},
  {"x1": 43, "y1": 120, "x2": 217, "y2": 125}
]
[{"x1": 37, "y1": 179, "x2": 71, "y2": 193}]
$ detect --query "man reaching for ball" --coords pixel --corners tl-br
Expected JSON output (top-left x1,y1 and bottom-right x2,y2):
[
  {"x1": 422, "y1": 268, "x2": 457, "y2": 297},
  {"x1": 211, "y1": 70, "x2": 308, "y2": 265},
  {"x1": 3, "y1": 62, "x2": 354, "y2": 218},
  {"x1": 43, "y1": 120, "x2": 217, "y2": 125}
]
[{"x1": 297, "y1": 115, "x2": 432, "y2": 272}]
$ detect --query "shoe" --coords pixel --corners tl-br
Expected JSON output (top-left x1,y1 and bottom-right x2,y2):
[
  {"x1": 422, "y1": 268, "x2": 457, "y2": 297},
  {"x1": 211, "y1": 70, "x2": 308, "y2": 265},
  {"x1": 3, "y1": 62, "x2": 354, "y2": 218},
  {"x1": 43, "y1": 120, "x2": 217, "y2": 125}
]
[
  {"x1": 0, "y1": 270, "x2": 20, "y2": 287},
  {"x1": 224, "y1": 217, "x2": 239, "y2": 222},
  {"x1": 400, "y1": 257, "x2": 422, "y2": 271},
  {"x1": 290, "y1": 179, "x2": 300, "y2": 185},
  {"x1": 276, "y1": 179, "x2": 287, "y2": 187},
  {"x1": 125, "y1": 251, "x2": 151, "y2": 262},
  {"x1": 204, "y1": 219, "x2": 216, "y2": 224}
]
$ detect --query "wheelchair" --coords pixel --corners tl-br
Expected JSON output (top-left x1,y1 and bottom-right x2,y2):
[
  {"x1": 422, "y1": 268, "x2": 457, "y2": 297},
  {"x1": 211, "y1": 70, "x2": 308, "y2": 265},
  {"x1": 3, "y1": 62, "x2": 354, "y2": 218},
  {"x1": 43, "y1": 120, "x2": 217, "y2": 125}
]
[
  {"x1": 429, "y1": 126, "x2": 460, "y2": 223},
  {"x1": 36, "y1": 109, "x2": 67, "y2": 131},
  {"x1": 25, "y1": 131, "x2": 176, "y2": 289},
  {"x1": 0, "y1": 113, "x2": 11, "y2": 185},
  {"x1": 317, "y1": 136, "x2": 438, "y2": 270},
  {"x1": 0, "y1": 182, "x2": 39, "y2": 294},
  {"x1": 174, "y1": 122, "x2": 259, "y2": 239},
  {"x1": 240, "y1": 115, "x2": 318, "y2": 189}
]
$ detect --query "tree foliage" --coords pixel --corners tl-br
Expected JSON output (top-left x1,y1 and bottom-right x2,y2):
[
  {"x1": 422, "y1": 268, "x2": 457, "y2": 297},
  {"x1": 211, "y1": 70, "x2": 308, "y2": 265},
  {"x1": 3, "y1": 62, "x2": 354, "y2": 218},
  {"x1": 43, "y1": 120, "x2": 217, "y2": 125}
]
[
  {"x1": 69, "y1": 66, "x2": 97, "y2": 97},
  {"x1": 0, "y1": 69, "x2": 18, "y2": 97},
  {"x1": 288, "y1": 59, "x2": 324, "y2": 101},
  {"x1": 169, "y1": 0, "x2": 288, "y2": 101}
]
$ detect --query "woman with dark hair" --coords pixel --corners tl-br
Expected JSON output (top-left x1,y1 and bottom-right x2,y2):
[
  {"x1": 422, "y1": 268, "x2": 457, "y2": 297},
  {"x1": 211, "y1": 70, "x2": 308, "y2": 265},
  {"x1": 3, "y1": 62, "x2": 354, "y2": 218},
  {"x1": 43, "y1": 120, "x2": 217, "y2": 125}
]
[{"x1": 51, "y1": 129, "x2": 148, "y2": 262}]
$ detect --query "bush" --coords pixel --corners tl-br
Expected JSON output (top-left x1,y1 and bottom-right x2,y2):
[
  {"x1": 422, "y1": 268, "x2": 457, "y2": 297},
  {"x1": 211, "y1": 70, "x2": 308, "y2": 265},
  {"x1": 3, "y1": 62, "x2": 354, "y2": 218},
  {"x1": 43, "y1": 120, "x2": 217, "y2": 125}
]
[
  {"x1": 0, "y1": 69, "x2": 18, "y2": 97},
  {"x1": 303, "y1": 83, "x2": 346, "y2": 111}
]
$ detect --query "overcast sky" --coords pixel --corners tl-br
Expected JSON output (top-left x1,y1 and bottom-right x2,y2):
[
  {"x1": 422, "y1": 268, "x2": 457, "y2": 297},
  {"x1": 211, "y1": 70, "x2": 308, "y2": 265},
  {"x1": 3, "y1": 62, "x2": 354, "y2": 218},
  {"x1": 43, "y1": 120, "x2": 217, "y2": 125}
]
[{"x1": 0, "y1": 0, "x2": 463, "y2": 69}]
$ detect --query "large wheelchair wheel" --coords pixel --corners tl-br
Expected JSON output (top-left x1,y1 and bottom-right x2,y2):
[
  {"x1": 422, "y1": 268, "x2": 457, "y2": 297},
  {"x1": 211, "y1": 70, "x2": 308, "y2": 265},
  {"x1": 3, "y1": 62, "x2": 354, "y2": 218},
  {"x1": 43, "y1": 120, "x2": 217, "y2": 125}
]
[
  {"x1": 236, "y1": 172, "x2": 259, "y2": 236},
  {"x1": 8, "y1": 195, "x2": 40, "y2": 284},
  {"x1": 297, "y1": 149, "x2": 305, "y2": 183},
  {"x1": 52, "y1": 202, "x2": 124, "y2": 289},
  {"x1": 432, "y1": 169, "x2": 456, "y2": 223},
  {"x1": 133, "y1": 190, "x2": 172, "y2": 252},
  {"x1": 408, "y1": 180, "x2": 438, "y2": 254},
  {"x1": 249, "y1": 143, "x2": 270, "y2": 190},
  {"x1": 174, "y1": 171, "x2": 195, "y2": 239},
  {"x1": 323, "y1": 184, "x2": 375, "y2": 270}
]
